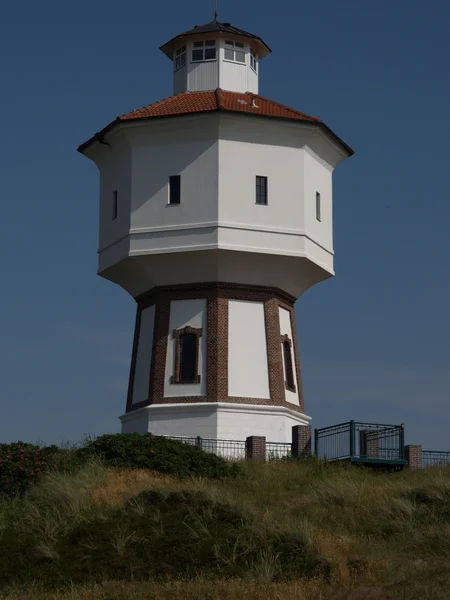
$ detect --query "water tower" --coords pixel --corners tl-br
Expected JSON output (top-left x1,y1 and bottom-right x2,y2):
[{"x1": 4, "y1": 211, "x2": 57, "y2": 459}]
[{"x1": 78, "y1": 19, "x2": 353, "y2": 443}]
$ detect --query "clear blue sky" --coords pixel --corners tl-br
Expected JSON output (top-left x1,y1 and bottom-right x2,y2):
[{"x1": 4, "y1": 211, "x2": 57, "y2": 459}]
[{"x1": 0, "y1": 0, "x2": 449, "y2": 449}]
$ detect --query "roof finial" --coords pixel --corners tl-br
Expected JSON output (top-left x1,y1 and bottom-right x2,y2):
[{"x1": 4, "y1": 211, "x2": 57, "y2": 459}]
[{"x1": 214, "y1": 0, "x2": 219, "y2": 21}]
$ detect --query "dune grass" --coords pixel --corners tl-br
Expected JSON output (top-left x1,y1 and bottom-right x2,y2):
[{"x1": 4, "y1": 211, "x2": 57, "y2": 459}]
[{"x1": 1, "y1": 458, "x2": 450, "y2": 598}]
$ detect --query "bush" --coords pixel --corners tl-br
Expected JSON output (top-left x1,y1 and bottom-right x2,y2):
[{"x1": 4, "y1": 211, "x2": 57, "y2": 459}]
[
  {"x1": 0, "y1": 442, "x2": 84, "y2": 498},
  {"x1": 77, "y1": 433, "x2": 240, "y2": 479},
  {"x1": 0, "y1": 442, "x2": 63, "y2": 497}
]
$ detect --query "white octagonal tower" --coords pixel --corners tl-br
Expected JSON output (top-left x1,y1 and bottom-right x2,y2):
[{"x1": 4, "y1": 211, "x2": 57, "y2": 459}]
[{"x1": 78, "y1": 19, "x2": 353, "y2": 443}]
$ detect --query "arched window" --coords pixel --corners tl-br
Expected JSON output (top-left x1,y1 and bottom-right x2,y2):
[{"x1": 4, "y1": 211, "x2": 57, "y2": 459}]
[
  {"x1": 281, "y1": 335, "x2": 296, "y2": 392},
  {"x1": 173, "y1": 326, "x2": 202, "y2": 384}
]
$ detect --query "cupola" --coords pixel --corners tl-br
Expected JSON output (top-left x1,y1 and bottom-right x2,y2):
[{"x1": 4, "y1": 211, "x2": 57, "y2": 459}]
[{"x1": 160, "y1": 20, "x2": 271, "y2": 95}]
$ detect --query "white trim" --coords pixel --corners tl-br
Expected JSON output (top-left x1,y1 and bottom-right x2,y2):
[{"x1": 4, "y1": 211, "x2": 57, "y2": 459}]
[
  {"x1": 98, "y1": 221, "x2": 334, "y2": 256},
  {"x1": 120, "y1": 401, "x2": 311, "y2": 423}
]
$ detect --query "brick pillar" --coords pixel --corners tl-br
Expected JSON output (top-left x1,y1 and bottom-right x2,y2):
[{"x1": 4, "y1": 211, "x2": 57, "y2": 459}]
[
  {"x1": 405, "y1": 445, "x2": 422, "y2": 469},
  {"x1": 246, "y1": 436, "x2": 266, "y2": 460},
  {"x1": 360, "y1": 430, "x2": 379, "y2": 459},
  {"x1": 292, "y1": 425, "x2": 312, "y2": 459}
]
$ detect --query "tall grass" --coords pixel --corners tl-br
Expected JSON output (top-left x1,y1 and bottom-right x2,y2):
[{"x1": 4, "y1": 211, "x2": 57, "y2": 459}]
[{"x1": 1, "y1": 458, "x2": 450, "y2": 598}]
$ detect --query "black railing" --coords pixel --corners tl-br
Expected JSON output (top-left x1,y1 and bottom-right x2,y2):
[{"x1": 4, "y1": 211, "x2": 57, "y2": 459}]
[
  {"x1": 422, "y1": 450, "x2": 450, "y2": 468},
  {"x1": 314, "y1": 421, "x2": 406, "y2": 464},
  {"x1": 164, "y1": 435, "x2": 247, "y2": 460},
  {"x1": 266, "y1": 442, "x2": 292, "y2": 460}
]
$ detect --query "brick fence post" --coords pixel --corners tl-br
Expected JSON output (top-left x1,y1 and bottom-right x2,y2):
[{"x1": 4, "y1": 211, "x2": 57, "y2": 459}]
[
  {"x1": 405, "y1": 445, "x2": 422, "y2": 469},
  {"x1": 246, "y1": 436, "x2": 266, "y2": 460},
  {"x1": 292, "y1": 425, "x2": 312, "y2": 459}
]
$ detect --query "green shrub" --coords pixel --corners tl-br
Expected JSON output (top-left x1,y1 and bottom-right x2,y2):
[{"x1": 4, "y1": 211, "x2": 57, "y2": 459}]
[
  {"x1": 0, "y1": 442, "x2": 85, "y2": 499},
  {"x1": 77, "y1": 433, "x2": 240, "y2": 479},
  {"x1": 0, "y1": 442, "x2": 62, "y2": 498}
]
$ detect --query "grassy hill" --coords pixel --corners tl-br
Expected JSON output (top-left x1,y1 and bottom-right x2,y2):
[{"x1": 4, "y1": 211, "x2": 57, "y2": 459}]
[{"x1": 1, "y1": 441, "x2": 450, "y2": 599}]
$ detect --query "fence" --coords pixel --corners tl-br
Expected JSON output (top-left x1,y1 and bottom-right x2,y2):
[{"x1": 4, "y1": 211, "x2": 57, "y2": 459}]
[
  {"x1": 422, "y1": 450, "x2": 450, "y2": 468},
  {"x1": 162, "y1": 427, "x2": 449, "y2": 470},
  {"x1": 266, "y1": 442, "x2": 292, "y2": 460},
  {"x1": 314, "y1": 421, "x2": 406, "y2": 466},
  {"x1": 164, "y1": 435, "x2": 247, "y2": 460}
]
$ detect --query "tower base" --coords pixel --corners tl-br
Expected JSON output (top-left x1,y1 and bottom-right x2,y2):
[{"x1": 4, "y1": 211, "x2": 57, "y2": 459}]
[{"x1": 120, "y1": 402, "x2": 311, "y2": 443}]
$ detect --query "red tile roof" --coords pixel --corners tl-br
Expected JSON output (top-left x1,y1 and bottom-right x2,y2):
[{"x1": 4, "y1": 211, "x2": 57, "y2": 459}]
[
  {"x1": 119, "y1": 89, "x2": 322, "y2": 124},
  {"x1": 78, "y1": 90, "x2": 353, "y2": 155}
]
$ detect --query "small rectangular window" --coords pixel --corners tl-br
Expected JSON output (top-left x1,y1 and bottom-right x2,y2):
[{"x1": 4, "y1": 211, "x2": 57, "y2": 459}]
[
  {"x1": 175, "y1": 45, "x2": 186, "y2": 70},
  {"x1": 224, "y1": 40, "x2": 246, "y2": 64},
  {"x1": 316, "y1": 192, "x2": 321, "y2": 222},
  {"x1": 250, "y1": 48, "x2": 258, "y2": 72},
  {"x1": 169, "y1": 175, "x2": 181, "y2": 205},
  {"x1": 112, "y1": 190, "x2": 118, "y2": 220},
  {"x1": 256, "y1": 176, "x2": 268, "y2": 205},
  {"x1": 191, "y1": 40, "x2": 216, "y2": 62}
]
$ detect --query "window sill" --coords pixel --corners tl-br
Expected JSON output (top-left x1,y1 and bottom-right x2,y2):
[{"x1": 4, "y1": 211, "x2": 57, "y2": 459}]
[
  {"x1": 191, "y1": 59, "x2": 217, "y2": 64},
  {"x1": 170, "y1": 377, "x2": 201, "y2": 385},
  {"x1": 285, "y1": 383, "x2": 297, "y2": 394},
  {"x1": 167, "y1": 203, "x2": 180, "y2": 207},
  {"x1": 223, "y1": 59, "x2": 246, "y2": 66},
  {"x1": 174, "y1": 65, "x2": 187, "y2": 72}
]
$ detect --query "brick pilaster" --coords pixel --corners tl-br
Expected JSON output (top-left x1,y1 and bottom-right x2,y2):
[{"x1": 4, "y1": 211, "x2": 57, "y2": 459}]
[
  {"x1": 292, "y1": 425, "x2": 311, "y2": 458},
  {"x1": 246, "y1": 436, "x2": 266, "y2": 460},
  {"x1": 405, "y1": 445, "x2": 422, "y2": 469}
]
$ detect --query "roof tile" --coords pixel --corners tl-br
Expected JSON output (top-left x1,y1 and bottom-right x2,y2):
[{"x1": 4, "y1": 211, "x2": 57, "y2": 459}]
[{"x1": 119, "y1": 90, "x2": 322, "y2": 124}]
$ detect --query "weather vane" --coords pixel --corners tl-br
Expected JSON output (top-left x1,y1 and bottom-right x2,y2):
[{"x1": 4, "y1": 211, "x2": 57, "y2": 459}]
[{"x1": 215, "y1": 0, "x2": 219, "y2": 21}]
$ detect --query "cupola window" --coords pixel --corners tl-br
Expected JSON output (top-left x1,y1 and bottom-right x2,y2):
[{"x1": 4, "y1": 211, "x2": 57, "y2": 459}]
[
  {"x1": 250, "y1": 48, "x2": 258, "y2": 72},
  {"x1": 224, "y1": 40, "x2": 245, "y2": 63},
  {"x1": 175, "y1": 45, "x2": 186, "y2": 70},
  {"x1": 191, "y1": 40, "x2": 217, "y2": 62}
]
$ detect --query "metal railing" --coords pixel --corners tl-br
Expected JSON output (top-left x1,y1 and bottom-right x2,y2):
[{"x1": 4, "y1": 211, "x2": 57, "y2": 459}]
[
  {"x1": 163, "y1": 435, "x2": 247, "y2": 461},
  {"x1": 266, "y1": 442, "x2": 292, "y2": 460},
  {"x1": 422, "y1": 450, "x2": 450, "y2": 468},
  {"x1": 314, "y1": 421, "x2": 405, "y2": 464}
]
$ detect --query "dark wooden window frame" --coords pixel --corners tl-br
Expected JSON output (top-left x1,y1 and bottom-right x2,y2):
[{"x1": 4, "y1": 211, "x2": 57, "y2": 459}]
[
  {"x1": 169, "y1": 175, "x2": 181, "y2": 205},
  {"x1": 256, "y1": 175, "x2": 268, "y2": 205},
  {"x1": 172, "y1": 326, "x2": 202, "y2": 384},
  {"x1": 281, "y1": 334, "x2": 296, "y2": 393},
  {"x1": 112, "y1": 189, "x2": 118, "y2": 220}
]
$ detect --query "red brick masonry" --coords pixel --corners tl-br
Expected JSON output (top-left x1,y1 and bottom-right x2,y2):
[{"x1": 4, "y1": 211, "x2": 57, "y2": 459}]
[{"x1": 126, "y1": 282, "x2": 305, "y2": 414}]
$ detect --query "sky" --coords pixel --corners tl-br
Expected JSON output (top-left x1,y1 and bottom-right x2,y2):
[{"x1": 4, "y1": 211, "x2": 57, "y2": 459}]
[{"x1": 0, "y1": 0, "x2": 449, "y2": 449}]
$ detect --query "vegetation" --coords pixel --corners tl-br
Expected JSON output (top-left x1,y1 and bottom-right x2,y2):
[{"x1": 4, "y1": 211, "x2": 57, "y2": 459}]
[{"x1": 0, "y1": 435, "x2": 450, "y2": 598}]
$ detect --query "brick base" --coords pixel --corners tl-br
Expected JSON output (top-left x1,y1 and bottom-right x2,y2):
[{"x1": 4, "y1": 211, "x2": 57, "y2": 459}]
[
  {"x1": 292, "y1": 425, "x2": 311, "y2": 458},
  {"x1": 405, "y1": 445, "x2": 422, "y2": 469},
  {"x1": 246, "y1": 436, "x2": 266, "y2": 460}
]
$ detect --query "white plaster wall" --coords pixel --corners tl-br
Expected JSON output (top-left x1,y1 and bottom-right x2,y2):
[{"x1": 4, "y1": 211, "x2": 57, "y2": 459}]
[
  {"x1": 132, "y1": 305, "x2": 156, "y2": 405},
  {"x1": 164, "y1": 298, "x2": 207, "y2": 397},
  {"x1": 128, "y1": 118, "x2": 219, "y2": 233},
  {"x1": 98, "y1": 139, "x2": 132, "y2": 251},
  {"x1": 121, "y1": 404, "x2": 218, "y2": 438},
  {"x1": 228, "y1": 300, "x2": 270, "y2": 399},
  {"x1": 278, "y1": 307, "x2": 300, "y2": 406},
  {"x1": 218, "y1": 137, "x2": 305, "y2": 233},
  {"x1": 303, "y1": 147, "x2": 333, "y2": 251},
  {"x1": 120, "y1": 403, "x2": 310, "y2": 443}
]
